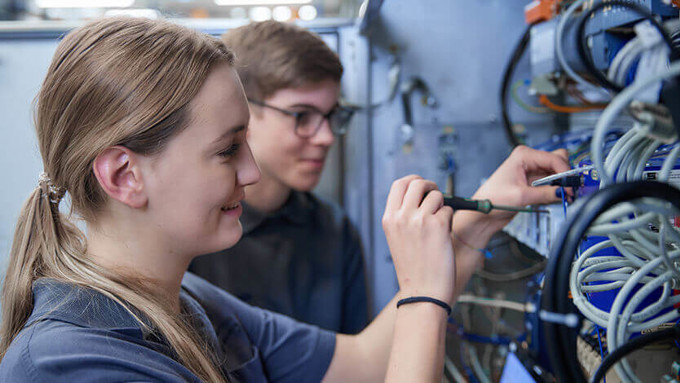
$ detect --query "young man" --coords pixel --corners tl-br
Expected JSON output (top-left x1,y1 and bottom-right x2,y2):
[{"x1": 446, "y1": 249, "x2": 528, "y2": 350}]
[{"x1": 189, "y1": 21, "x2": 368, "y2": 334}]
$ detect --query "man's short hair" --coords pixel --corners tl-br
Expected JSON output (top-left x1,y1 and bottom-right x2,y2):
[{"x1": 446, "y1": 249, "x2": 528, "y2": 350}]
[{"x1": 222, "y1": 20, "x2": 343, "y2": 100}]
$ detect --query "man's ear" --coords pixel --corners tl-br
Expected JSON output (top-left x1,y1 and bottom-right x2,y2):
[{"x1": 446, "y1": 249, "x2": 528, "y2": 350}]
[{"x1": 93, "y1": 146, "x2": 148, "y2": 209}]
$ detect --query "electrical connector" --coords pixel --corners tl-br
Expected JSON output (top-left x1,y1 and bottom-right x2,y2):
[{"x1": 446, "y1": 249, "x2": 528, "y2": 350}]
[
  {"x1": 630, "y1": 101, "x2": 678, "y2": 144},
  {"x1": 549, "y1": 175, "x2": 582, "y2": 188}
]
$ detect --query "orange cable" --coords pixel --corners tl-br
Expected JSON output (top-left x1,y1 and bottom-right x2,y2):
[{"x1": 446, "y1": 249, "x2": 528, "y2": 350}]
[{"x1": 539, "y1": 94, "x2": 608, "y2": 113}]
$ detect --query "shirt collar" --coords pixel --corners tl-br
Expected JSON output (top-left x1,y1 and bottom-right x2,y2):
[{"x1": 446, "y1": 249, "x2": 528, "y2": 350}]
[
  {"x1": 27, "y1": 278, "x2": 208, "y2": 333},
  {"x1": 241, "y1": 191, "x2": 315, "y2": 234},
  {"x1": 28, "y1": 278, "x2": 142, "y2": 330}
]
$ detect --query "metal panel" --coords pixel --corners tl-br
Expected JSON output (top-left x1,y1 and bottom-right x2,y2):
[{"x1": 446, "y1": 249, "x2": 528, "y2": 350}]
[{"x1": 359, "y1": 0, "x2": 558, "y2": 314}]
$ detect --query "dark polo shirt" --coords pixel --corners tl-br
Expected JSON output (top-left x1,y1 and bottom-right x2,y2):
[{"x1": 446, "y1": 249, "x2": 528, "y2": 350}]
[{"x1": 190, "y1": 191, "x2": 368, "y2": 334}]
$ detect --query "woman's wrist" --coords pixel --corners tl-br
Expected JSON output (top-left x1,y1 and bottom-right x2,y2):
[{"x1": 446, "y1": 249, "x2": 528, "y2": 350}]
[
  {"x1": 451, "y1": 210, "x2": 496, "y2": 250},
  {"x1": 397, "y1": 296, "x2": 452, "y2": 316}
]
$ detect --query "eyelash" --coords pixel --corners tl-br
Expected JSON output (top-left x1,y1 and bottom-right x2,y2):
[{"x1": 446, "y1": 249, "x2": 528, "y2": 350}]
[{"x1": 218, "y1": 144, "x2": 240, "y2": 159}]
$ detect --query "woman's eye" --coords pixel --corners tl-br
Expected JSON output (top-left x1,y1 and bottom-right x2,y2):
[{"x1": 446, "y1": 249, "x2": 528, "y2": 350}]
[{"x1": 218, "y1": 144, "x2": 240, "y2": 158}]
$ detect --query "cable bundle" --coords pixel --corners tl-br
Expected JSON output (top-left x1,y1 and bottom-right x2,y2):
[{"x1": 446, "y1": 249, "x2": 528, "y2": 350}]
[
  {"x1": 543, "y1": 181, "x2": 680, "y2": 383},
  {"x1": 571, "y1": 198, "x2": 680, "y2": 382}
]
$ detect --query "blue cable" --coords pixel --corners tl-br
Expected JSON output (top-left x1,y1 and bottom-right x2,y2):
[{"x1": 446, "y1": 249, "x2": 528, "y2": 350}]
[
  {"x1": 447, "y1": 317, "x2": 523, "y2": 345},
  {"x1": 675, "y1": 318, "x2": 680, "y2": 351},
  {"x1": 561, "y1": 186, "x2": 568, "y2": 218}
]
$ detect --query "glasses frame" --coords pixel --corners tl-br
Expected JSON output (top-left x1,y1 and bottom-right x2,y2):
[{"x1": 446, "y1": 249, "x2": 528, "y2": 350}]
[{"x1": 248, "y1": 98, "x2": 355, "y2": 138}]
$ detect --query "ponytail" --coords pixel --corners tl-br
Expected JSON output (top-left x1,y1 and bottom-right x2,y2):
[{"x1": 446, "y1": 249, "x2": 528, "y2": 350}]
[
  {"x1": 1, "y1": 177, "x2": 226, "y2": 382},
  {"x1": 0, "y1": 177, "x2": 84, "y2": 358}
]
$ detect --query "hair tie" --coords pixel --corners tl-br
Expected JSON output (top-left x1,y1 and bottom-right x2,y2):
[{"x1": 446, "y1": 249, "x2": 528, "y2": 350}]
[
  {"x1": 397, "y1": 296, "x2": 452, "y2": 316},
  {"x1": 38, "y1": 172, "x2": 65, "y2": 204}
]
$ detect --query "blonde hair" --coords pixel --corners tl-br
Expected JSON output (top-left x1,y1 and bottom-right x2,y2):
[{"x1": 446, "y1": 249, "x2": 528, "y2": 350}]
[
  {"x1": 0, "y1": 17, "x2": 235, "y2": 382},
  {"x1": 222, "y1": 20, "x2": 343, "y2": 100}
]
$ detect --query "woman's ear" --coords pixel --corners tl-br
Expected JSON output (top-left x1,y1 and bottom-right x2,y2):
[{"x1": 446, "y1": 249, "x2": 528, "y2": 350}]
[{"x1": 93, "y1": 146, "x2": 148, "y2": 209}]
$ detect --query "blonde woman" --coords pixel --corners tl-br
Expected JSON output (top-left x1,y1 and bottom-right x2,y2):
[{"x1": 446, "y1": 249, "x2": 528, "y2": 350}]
[{"x1": 0, "y1": 17, "x2": 569, "y2": 382}]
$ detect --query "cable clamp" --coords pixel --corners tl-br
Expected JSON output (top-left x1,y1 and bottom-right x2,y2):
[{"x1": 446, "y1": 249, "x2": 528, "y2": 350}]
[{"x1": 539, "y1": 310, "x2": 580, "y2": 328}]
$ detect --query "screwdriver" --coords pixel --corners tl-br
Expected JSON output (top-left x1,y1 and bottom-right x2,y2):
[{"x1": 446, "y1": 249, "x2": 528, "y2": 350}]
[{"x1": 441, "y1": 195, "x2": 547, "y2": 214}]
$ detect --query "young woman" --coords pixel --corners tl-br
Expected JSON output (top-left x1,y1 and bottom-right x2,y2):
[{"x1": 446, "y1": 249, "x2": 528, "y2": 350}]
[{"x1": 0, "y1": 17, "x2": 569, "y2": 382}]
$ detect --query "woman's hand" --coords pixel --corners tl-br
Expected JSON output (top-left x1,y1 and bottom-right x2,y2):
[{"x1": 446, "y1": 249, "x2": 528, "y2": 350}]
[
  {"x1": 469, "y1": 145, "x2": 572, "y2": 235},
  {"x1": 382, "y1": 175, "x2": 455, "y2": 304}
]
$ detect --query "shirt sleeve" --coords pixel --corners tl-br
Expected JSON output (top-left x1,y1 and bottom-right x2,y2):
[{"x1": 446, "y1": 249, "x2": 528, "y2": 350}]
[
  {"x1": 340, "y1": 216, "x2": 369, "y2": 334},
  {"x1": 182, "y1": 272, "x2": 337, "y2": 383},
  {"x1": 0, "y1": 321, "x2": 201, "y2": 383}
]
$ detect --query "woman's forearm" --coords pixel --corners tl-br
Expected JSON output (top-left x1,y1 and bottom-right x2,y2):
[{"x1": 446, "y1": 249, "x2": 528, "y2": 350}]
[{"x1": 385, "y1": 302, "x2": 447, "y2": 382}]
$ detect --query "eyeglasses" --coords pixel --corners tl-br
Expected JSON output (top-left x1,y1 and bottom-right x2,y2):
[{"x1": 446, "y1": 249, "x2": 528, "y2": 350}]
[{"x1": 248, "y1": 98, "x2": 355, "y2": 138}]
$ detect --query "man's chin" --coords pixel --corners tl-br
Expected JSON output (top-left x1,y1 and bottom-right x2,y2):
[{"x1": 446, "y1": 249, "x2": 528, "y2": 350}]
[{"x1": 291, "y1": 177, "x2": 321, "y2": 192}]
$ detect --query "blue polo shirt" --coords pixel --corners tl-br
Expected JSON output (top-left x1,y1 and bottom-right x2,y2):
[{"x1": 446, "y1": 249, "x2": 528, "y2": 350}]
[{"x1": 0, "y1": 273, "x2": 336, "y2": 382}]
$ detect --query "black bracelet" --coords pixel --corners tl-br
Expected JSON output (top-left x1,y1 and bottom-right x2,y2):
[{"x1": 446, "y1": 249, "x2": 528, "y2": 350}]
[{"x1": 396, "y1": 296, "x2": 452, "y2": 316}]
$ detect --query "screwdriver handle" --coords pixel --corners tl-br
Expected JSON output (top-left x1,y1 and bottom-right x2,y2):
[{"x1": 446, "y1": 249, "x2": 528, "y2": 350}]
[{"x1": 442, "y1": 196, "x2": 493, "y2": 214}]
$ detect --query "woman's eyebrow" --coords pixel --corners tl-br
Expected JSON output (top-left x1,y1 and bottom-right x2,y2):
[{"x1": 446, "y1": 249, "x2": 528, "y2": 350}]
[{"x1": 211, "y1": 125, "x2": 246, "y2": 145}]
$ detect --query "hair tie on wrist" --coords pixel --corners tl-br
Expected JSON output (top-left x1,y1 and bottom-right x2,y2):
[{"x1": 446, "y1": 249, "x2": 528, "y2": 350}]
[{"x1": 396, "y1": 296, "x2": 452, "y2": 316}]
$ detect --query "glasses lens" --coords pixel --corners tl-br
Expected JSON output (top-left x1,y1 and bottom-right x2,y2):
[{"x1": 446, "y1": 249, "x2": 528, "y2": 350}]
[
  {"x1": 330, "y1": 107, "x2": 355, "y2": 135},
  {"x1": 295, "y1": 111, "x2": 324, "y2": 137}
]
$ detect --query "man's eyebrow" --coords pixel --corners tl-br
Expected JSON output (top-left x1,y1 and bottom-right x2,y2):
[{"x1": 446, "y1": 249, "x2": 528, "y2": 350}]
[
  {"x1": 212, "y1": 125, "x2": 246, "y2": 145},
  {"x1": 287, "y1": 103, "x2": 334, "y2": 114}
]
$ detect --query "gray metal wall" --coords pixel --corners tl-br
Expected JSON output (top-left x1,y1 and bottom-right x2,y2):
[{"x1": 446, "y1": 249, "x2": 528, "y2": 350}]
[{"x1": 342, "y1": 1, "x2": 557, "y2": 315}]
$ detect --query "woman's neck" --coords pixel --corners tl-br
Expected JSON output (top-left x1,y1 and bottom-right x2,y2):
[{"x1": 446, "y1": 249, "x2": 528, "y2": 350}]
[{"x1": 86, "y1": 219, "x2": 188, "y2": 314}]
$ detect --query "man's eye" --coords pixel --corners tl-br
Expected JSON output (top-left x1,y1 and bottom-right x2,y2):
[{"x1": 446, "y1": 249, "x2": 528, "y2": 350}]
[
  {"x1": 296, "y1": 112, "x2": 314, "y2": 127},
  {"x1": 218, "y1": 144, "x2": 240, "y2": 158}
]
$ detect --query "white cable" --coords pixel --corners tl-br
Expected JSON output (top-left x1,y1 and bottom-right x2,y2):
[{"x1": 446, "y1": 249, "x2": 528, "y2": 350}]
[
  {"x1": 605, "y1": 131, "x2": 645, "y2": 185},
  {"x1": 613, "y1": 273, "x2": 675, "y2": 382},
  {"x1": 530, "y1": 165, "x2": 594, "y2": 187},
  {"x1": 444, "y1": 355, "x2": 466, "y2": 383},
  {"x1": 555, "y1": 0, "x2": 610, "y2": 96},
  {"x1": 609, "y1": 235, "x2": 650, "y2": 267},
  {"x1": 466, "y1": 344, "x2": 491, "y2": 383},
  {"x1": 622, "y1": 138, "x2": 655, "y2": 182},
  {"x1": 660, "y1": 144, "x2": 680, "y2": 181},
  {"x1": 593, "y1": 202, "x2": 639, "y2": 224},
  {"x1": 606, "y1": 252, "x2": 680, "y2": 382},
  {"x1": 600, "y1": 129, "x2": 636, "y2": 187},
  {"x1": 591, "y1": 61, "x2": 680, "y2": 185},
  {"x1": 660, "y1": 222, "x2": 680, "y2": 280},
  {"x1": 456, "y1": 295, "x2": 531, "y2": 313},
  {"x1": 632, "y1": 139, "x2": 662, "y2": 179},
  {"x1": 609, "y1": 37, "x2": 643, "y2": 86},
  {"x1": 582, "y1": 272, "x2": 648, "y2": 283},
  {"x1": 587, "y1": 212, "x2": 657, "y2": 235}
]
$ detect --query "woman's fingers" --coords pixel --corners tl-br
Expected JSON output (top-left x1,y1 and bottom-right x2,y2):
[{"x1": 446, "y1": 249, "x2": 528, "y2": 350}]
[
  {"x1": 384, "y1": 175, "x2": 423, "y2": 213},
  {"x1": 402, "y1": 179, "x2": 439, "y2": 211},
  {"x1": 420, "y1": 190, "x2": 445, "y2": 215}
]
